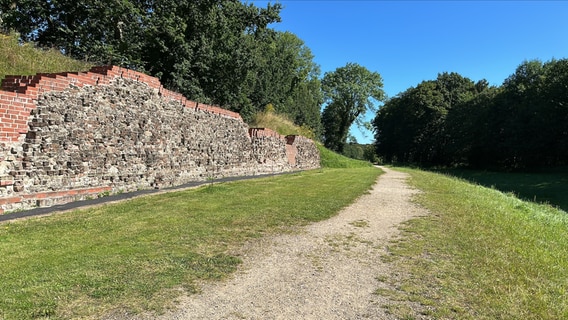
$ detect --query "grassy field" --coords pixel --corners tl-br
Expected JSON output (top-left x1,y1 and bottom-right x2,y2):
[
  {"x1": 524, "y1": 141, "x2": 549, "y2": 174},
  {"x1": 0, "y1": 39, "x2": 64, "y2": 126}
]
[
  {"x1": 0, "y1": 166, "x2": 380, "y2": 319},
  {"x1": 380, "y1": 167, "x2": 568, "y2": 319},
  {"x1": 437, "y1": 168, "x2": 568, "y2": 212},
  {"x1": 0, "y1": 33, "x2": 91, "y2": 81}
]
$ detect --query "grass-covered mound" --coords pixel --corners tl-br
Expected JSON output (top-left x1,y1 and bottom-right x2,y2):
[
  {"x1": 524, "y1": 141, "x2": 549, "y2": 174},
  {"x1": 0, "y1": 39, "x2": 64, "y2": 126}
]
[
  {"x1": 317, "y1": 143, "x2": 373, "y2": 168},
  {"x1": 0, "y1": 32, "x2": 91, "y2": 81},
  {"x1": 249, "y1": 110, "x2": 316, "y2": 139}
]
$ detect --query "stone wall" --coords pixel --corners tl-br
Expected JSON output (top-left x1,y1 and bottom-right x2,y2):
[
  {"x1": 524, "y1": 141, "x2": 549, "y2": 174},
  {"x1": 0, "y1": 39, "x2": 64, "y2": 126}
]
[{"x1": 0, "y1": 66, "x2": 320, "y2": 213}]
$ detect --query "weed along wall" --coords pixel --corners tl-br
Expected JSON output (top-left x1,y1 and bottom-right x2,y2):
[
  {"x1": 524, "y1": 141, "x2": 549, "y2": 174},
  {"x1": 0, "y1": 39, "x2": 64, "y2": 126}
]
[{"x1": 0, "y1": 66, "x2": 320, "y2": 213}]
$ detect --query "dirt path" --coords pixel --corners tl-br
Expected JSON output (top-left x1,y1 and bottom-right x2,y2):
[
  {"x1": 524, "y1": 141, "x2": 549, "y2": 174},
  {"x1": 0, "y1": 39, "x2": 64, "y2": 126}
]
[{"x1": 153, "y1": 166, "x2": 429, "y2": 319}]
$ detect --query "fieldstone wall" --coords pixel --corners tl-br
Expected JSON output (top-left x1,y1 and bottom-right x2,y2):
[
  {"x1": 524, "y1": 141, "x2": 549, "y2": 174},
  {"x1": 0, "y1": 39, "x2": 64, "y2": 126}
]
[
  {"x1": 0, "y1": 66, "x2": 320, "y2": 213},
  {"x1": 287, "y1": 135, "x2": 321, "y2": 169},
  {"x1": 249, "y1": 128, "x2": 290, "y2": 172}
]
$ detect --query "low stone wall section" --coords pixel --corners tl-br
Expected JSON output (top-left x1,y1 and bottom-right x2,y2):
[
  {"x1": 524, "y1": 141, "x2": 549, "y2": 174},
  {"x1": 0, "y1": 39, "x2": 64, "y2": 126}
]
[
  {"x1": 0, "y1": 66, "x2": 320, "y2": 213},
  {"x1": 287, "y1": 135, "x2": 321, "y2": 169},
  {"x1": 249, "y1": 128, "x2": 289, "y2": 171}
]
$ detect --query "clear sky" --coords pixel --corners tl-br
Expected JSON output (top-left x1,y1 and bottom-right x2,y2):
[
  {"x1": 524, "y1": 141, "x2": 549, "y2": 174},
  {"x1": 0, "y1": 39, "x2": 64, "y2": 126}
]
[{"x1": 249, "y1": 0, "x2": 568, "y2": 143}]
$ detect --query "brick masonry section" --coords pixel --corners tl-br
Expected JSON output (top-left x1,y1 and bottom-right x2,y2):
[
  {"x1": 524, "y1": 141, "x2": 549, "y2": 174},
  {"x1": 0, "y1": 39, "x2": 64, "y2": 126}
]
[{"x1": 0, "y1": 66, "x2": 320, "y2": 213}]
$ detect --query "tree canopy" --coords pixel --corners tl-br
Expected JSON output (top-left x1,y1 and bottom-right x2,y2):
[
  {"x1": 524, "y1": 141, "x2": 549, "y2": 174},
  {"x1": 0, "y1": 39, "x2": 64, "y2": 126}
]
[
  {"x1": 373, "y1": 59, "x2": 568, "y2": 169},
  {"x1": 0, "y1": 0, "x2": 322, "y2": 133},
  {"x1": 321, "y1": 63, "x2": 384, "y2": 152},
  {"x1": 246, "y1": 31, "x2": 323, "y2": 134}
]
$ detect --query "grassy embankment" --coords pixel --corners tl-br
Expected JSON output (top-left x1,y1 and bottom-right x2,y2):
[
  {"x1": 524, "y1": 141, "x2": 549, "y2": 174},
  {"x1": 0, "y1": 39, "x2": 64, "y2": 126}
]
[
  {"x1": 249, "y1": 110, "x2": 316, "y2": 140},
  {"x1": 380, "y1": 167, "x2": 568, "y2": 319},
  {"x1": 0, "y1": 32, "x2": 91, "y2": 80},
  {"x1": 438, "y1": 168, "x2": 568, "y2": 212}
]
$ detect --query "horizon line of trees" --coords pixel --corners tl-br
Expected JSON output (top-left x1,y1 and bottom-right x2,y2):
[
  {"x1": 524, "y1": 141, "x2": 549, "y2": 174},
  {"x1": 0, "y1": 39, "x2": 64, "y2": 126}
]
[{"x1": 373, "y1": 59, "x2": 568, "y2": 169}]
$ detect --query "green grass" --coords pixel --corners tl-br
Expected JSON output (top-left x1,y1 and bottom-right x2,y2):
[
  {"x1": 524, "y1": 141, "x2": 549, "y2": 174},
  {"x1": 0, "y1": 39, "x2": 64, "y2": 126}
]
[
  {"x1": 0, "y1": 167, "x2": 381, "y2": 319},
  {"x1": 317, "y1": 143, "x2": 373, "y2": 168},
  {"x1": 249, "y1": 111, "x2": 316, "y2": 140},
  {"x1": 381, "y1": 167, "x2": 568, "y2": 319},
  {"x1": 0, "y1": 32, "x2": 91, "y2": 80},
  {"x1": 437, "y1": 168, "x2": 568, "y2": 212}
]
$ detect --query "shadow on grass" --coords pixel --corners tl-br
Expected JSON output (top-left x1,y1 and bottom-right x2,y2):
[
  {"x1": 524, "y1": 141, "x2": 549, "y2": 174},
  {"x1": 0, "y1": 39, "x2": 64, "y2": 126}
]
[{"x1": 433, "y1": 167, "x2": 568, "y2": 213}]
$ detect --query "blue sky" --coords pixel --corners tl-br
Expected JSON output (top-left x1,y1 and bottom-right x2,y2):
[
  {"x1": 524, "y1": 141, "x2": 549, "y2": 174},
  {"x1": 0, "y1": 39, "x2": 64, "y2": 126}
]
[{"x1": 249, "y1": 0, "x2": 568, "y2": 143}]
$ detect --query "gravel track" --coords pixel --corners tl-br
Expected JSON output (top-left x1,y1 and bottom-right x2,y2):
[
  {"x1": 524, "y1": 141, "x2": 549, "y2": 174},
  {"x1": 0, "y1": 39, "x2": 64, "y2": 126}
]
[{"x1": 127, "y1": 166, "x2": 429, "y2": 319}]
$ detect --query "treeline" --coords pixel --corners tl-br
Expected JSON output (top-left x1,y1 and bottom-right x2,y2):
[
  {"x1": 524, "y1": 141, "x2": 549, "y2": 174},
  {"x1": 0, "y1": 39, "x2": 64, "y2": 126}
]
[
  {"x1": 0, "y1": 0, "x2": 322, "y2": 134},
  {"x1": 343, "y1": 143, "x2": 377, "y2": 163},
  {"x1": 373, "y1": 59, "x2": 568, "y2": 169}
]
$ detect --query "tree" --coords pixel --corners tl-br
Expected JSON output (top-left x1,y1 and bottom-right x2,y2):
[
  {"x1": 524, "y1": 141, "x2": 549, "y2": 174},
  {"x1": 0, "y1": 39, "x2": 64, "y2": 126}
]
[
  {"x1": 142, "y1": 0, "x2": 282, "y2": 114},
  {"x1": 372, "y1": 95, "x2": 404, "y2": 163},
  {"x1": 540, "y1": 59, "x2": 568, "y2": 166},
  {"x1": 246, "y1": 31, "x2": 323, "y2": 131},
  {"x1": 0, "y1": 0, "x2": 283, "y2": 117},
  {"x1": 342, "y1": 143, "x2": 364, "y2": 160},
  {"x1": 321, "y1": 63, "x2": 384, "y2": 152},
  {"x1": 321, "y1": 101, "x2": 346, "y2": 152},
  {"x1": 284, "y1": 77, "x2": 323, "y2": 137},
  {"x1": 0, "y1": 0, "x2": 149, "y2": 66},
  {"x1": 444, "y1": 85, "x2": 501, "y2": 167},
  {"x1": 375, "y1": 59, "x2": 568, "y2": 169},
  {"x1": 373, "y1": 72, "x2": 478, "y2": 165},
  {"x1": 498, "y1": 59, "x2": 568, "y2": 167}
]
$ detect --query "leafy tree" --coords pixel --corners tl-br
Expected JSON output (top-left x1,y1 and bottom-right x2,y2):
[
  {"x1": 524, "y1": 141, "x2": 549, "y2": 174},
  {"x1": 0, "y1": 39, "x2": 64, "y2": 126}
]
[
  {"x1": 341, "y1": 143, "x2": 377, "y2": 163},
  {"x1": 247, "y1": 31, "x2": 323, "y2": 132},
  {"x1": 372, "y1": 95, "x2": 405, "y2": 163},
  {"x1": 444, "y1": 85, "x2": 501, "y2": 167},
  {"x1": 0, "y1": 0, "x2": 284, "y2": 118},
  {"x1": 284, "y1": 77, "x2": 323, "y2": 137},
  {"x1": 374, "y1": 72, "x2": 478, "y2": 165},
  {"x1": 0, "y1": 0, "x2": 149, "y2": 66},
  {"x1": 540, "y1": 59, "x2": 568, "y2": 165},
  {"x1": 343, "y1": 142, "x2": 365, "y2": 160},
  {"x1": 321, "y1": 63, "x2": 384, "y2": 152},
  {"x1": 363, "y1": 144, "x2": 378, "y2": 163},
  {"x1": 142, "y1": 0, "x2": 282, "y2": 115},
  {"x1": 497, "y1": 59, "x2": 568, "y2": 167},
  {"x1": 375, "y1": 60, "x2": 568, "y2": 169},
  {"x1": 321, "y1": 101, "x2": 346, "y2": 152}
]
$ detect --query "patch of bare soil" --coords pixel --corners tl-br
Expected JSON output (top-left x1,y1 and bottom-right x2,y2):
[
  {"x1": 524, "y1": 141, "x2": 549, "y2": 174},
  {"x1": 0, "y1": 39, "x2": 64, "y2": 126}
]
[{"x1": 126, "y1": 167, "x2": 430, "y2": 319}]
